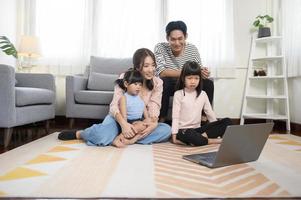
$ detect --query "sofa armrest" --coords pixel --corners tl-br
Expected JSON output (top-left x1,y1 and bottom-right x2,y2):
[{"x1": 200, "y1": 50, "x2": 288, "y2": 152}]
[
  {"x1": 15, "y1": 73, "x2": 55, "y2": 92},
  {"x1": 66, "y1": 75, "x2": 88, "y2": 92},
  {"x1": 66, "y1": 75, "x2": 88, "y2": 117},
  {"x1": 0, "y1": 65, "x2": 16, "y2": 127}
]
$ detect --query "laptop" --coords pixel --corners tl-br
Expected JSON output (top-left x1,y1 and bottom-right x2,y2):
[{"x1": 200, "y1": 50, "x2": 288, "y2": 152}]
[{"x1": 183, "y1": 123, "x2": 274, "y2": 168}]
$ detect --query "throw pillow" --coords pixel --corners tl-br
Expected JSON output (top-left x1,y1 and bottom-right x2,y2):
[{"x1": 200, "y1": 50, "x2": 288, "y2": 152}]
[{"x1": 87, "y1": 72, "x2": 118, "y2": 91}]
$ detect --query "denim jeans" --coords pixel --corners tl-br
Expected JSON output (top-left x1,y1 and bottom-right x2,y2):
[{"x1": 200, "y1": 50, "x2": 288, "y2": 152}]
[{"x1": 80, "y1": 115, "x2": 171, "y2": 146}]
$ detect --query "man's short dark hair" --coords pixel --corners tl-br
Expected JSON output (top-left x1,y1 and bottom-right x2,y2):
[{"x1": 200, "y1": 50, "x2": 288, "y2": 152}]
[{"x1": 165, "y1": 21, "x2": 187, "y2": 37}]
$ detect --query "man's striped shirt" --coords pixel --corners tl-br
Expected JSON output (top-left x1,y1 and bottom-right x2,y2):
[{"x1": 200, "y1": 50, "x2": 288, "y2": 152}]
[{"x1": 154, "y1": 42, "x2": 203, "y2": 76}]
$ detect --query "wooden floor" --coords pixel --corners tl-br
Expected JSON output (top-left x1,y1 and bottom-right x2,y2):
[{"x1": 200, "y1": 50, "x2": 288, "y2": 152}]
[{"x1": 0, "y1": 117, "x2": 300, "y2": 154}]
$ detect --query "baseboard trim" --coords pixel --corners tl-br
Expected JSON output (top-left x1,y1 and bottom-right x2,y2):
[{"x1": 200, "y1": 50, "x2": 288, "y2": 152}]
[
  {"x1": 52, "y1": 116, "x2": 301, "y2": 136},
  {"x1": 231, "y1": 118, "x2": 301, "y2": 135}
]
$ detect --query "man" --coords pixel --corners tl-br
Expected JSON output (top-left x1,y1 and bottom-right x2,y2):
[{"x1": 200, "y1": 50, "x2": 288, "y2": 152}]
[{"x1": 154, "y1": 20, "x2": 214, "y2": 122}]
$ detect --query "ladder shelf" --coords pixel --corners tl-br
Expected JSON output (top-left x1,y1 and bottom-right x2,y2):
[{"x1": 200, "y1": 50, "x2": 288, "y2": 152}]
[{"x1": 240, "y1": 35, "x2": 290, "y2": 132}]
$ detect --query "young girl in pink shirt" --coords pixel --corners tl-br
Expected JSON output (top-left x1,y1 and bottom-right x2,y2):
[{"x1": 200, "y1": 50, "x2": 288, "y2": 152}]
[{"x1": 171, "y1": 61, "x2": 232, "y2": 146}]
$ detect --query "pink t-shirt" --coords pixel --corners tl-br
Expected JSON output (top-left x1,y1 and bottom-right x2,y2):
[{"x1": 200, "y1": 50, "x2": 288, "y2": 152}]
[
  {"x1": 109, "y1": 74, "x2": 163, "y2": 119},
  {"x1": 171, "y1": 89, "x2": 217, "y2": 134}
]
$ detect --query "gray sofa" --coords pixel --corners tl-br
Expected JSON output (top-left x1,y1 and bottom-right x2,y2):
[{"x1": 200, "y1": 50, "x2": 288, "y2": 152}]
[
  {"x1": 0, "y1": 64, "x2": 56, "y2": 148},
  {"x1": 66, "y1": 56, "x2": 132, "y2": 127}
]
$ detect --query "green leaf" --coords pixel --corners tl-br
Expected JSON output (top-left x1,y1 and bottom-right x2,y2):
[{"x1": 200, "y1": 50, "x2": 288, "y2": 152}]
[
  {"x1": 253, "y1": 14, "x2": 274, "y2": 29},
  {"x1": 0, "y1": 41, "x2": 9, "y2": 45},
  {"x1": 0, "y1": 36, "x2": 18, "y2": 58},
  {"x1": 253, "y1": 20, "x2": 260, "y2": 27},
  {"x1": 267, "y1": 17, "x2": 273, "y2": 22},
  {"x1": 0, "y1": 44, "x2": 11, "y2": 49}
]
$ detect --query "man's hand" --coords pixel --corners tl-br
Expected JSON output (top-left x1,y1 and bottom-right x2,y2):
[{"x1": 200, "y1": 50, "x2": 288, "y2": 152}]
[
  {"x1": 121, "y1": 122, "x2": 137, "y2": 138},
  {"x1": 160, "y1": 69, "x2": 181, "y2": 78},
  {"x1": 201, "y1": 67, "x2": 210, "y2": 79}
]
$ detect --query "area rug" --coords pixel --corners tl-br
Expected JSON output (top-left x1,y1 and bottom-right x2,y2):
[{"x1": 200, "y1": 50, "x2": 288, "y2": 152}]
[{"x1": 0, "y1": 133, "x2": 300, "y2": 198}]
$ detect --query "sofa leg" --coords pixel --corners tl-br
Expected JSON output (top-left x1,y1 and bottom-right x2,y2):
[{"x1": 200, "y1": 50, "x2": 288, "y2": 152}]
[
  {"x1": 45, "y1": 120, "x2": 50, "y2": 134},
  {"x1": 69, "y1": 118, "x2": 75, "y2": 129},
  {"x1": 4, "y1": 128, "x2": 13, "y2": 149}
]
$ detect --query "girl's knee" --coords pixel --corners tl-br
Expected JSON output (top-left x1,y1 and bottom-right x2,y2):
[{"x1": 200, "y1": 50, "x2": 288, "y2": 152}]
[
  {"x1": 222, "y1": 118, "x2": 233, "y2": 126},
  {"x1": 158, "y1": 123, "x2": 172, "y2": 135}
]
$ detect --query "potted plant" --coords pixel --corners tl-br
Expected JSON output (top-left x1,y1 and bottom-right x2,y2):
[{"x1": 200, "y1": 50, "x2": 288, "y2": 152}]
[
  {"x1": 0, "y1": 36, "x2": 18, "y2": 58},
  {"x1": 253, "y1": 15, "x2": 274, "y2": 38}
]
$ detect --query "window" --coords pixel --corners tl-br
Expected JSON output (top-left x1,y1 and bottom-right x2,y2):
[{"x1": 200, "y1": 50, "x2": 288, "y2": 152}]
[
  {"x1": 23, "y1": 0, "x2": 234, "y2": 74},
  {"x1": 282, "y1": 0, "x2": 301, "y2": 77},
  {"x1": 167, "y1": 0, "x2": 234, "y2": 68}
]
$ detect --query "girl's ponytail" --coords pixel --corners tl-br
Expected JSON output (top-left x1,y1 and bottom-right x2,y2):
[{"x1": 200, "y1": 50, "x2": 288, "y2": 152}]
[{"x1": 115, "y1": 68, "x2": 143, "y2": 91}]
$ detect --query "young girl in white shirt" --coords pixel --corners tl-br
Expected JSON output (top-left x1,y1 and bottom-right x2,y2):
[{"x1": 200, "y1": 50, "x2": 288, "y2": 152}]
[{"x1": 171, "y1": 61, "x2": 232, "y2": 146}]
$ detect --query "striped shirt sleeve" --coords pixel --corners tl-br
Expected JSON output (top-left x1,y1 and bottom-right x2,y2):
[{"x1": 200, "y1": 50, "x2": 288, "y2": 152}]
[
  {"x1": 154, "y1": 43, "x2": 167, "y2": 76},
  {"x1": 191, "y1": 44, "x2": 203, "y2": 67}
]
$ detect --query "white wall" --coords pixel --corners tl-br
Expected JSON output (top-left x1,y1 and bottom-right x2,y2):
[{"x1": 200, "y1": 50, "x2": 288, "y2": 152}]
[
  {"x1": 214, "y1": 0, "x2": 301, "y2": 124},
  {"x1": 213, "y1": 0, "x2": 268, "y2": 118},
  {"x1": 288, "y1": 78, "x2": 301, "y2": 123},
  {"x1": 0, "y1": 0, "x2": 17, "y2": 67}
]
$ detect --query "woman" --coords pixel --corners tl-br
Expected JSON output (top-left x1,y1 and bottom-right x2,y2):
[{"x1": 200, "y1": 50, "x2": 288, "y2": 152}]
[{"x1": 58, "y1": 48, "x2": 171, "y2": 146}]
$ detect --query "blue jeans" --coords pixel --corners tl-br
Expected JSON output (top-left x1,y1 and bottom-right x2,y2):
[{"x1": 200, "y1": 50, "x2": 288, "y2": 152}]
[{"x1": 80, "y1": 115, "x2": 171, "y2": 146}]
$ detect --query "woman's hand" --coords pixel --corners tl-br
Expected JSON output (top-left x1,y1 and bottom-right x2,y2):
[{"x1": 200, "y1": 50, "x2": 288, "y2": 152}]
[
  {"x1": 121, "y1": 122, "x2": 137, "y2": 138},
  {"x1": 140, "y1": 121, "x2": 158, "y2": 138}
]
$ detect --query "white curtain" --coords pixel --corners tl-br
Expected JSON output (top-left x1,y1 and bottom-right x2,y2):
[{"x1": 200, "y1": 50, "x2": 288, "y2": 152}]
[
  {"x1": 93, "y1": 0, "x2": 161, "y2": 58},
  {"x1": 20, "y1": 0, "x2": 234, "y2": 74},
  {"x1": 282, "y1": 0, "x2": 301, "y2": 77},
  {"x1": 35, "y1": 0, "x2": 92, "y2": 74},
  {"x1": 167, "y1": 0, "x2": 235, "y2": 69}
]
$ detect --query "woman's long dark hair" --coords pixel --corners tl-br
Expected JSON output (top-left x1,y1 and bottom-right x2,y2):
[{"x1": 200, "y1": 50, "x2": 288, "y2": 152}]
[
  {"x1": 176, "y1": 61, "x2": 203, "y2": 97},
  {"x1": 132, "y1": 48, "x2": 155, "y2": 90},
  {"x1": 115, "y1": 68, "x2": 143, "y2": 91}
]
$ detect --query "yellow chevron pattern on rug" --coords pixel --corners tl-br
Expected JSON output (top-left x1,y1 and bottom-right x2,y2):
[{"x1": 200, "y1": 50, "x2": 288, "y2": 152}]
[
  {"x1": 0, "y1": 133, "x2": 300, "y2": 198},
  {"x1": 34, "y1": 146, "x2": 124, "y2": 197},
  {"x1": 279, "y1": 140, "x2": 301, "y2": 146},
  {"x1": 152, "y1": 143, "x2": 290, "y2": 198},
  {"x1": 269, "y1": 135, "x2": 287, "y2": 140},
  {"x1": 48, "y1": 145, "x2": 78, "y2": 152},
  {"x1": 62, "y1": 140, "x2": 85, "y2": 145},
  {"x1": 270, "y1": 134, "x2": 301, "y2": 151},
  {"x1": 26, "y1": 154, "x2": 66, "y2": 164},
  {"x1": 0, "y1": 167, "x2": 47, "y2": 181}
]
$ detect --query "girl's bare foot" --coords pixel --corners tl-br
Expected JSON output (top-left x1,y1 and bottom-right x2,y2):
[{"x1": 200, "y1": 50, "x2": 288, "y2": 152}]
[{"x1": 112, "y1": 136, "x2": 127, "y2": 148}]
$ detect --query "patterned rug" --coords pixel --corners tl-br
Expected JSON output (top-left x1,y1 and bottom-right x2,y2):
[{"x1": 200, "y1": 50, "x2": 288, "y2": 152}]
[{"x1": 0, "y1": 133, "x2": 300, "y2": 198}]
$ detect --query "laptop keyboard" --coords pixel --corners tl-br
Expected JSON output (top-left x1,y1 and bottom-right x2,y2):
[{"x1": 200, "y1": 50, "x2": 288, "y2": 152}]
[{"x1": 198, "y1": 152, "x2": 217, "y2": 163}]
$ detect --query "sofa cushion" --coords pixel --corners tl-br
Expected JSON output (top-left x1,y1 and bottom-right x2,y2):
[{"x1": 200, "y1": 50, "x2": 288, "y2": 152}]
[
  {"x1": 87, "y1": 72, "x2": 118, "y2": 91},
  {"x1": 75, "y1": 90, "x2": 114, "y2": 105},
  {"x1": 15, "y1": 87, "x2": 55, "y2": 107},
  {"x1": 90, "y1": 56, "x2": 132, "y2": 75}
]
